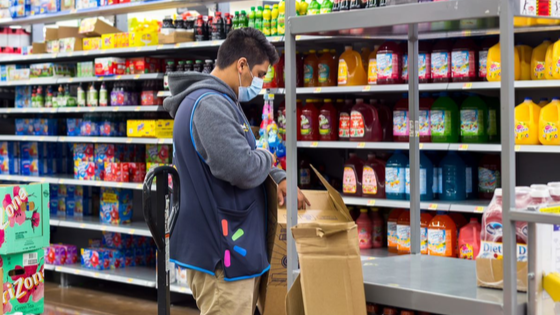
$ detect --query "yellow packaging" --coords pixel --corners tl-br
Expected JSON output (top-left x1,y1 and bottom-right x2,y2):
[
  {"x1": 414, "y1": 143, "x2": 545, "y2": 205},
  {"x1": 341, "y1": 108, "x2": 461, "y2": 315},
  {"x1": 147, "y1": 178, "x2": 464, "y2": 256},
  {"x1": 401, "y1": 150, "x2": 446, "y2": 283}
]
[
  {"x1": 127, "y1": 120, "x2": 173, "y2": 138},
  {"x1": 551, "y1": 38, "x2": 560, "y2": 79},
  {"x1": 486, "y1": 42, "x2": 520, "y2": 82},
  {"x1": 129, "y1": 30, "x2": 158, "y2": 47},
  {"x1": 515, "y1": 98, "x2": 541, "y2": 145},
  {"x1": 516, "y1": 44, "x2": 532, "y2": 81},
  {"x1": 531, "y1": 39, "x2": 552, "y2": 80},
  {"x1": 116, "y1": 32, "x2": 130, "y2": 48},
  {"x1": 83, "y1": 37, "x2": 101, "y2": 51},
  {"x1": 539, "y1": 98, "x2": 560, "y2": 145},
  {"x1": 101, "y1": 33, "x2": 117, "y2": 50}
]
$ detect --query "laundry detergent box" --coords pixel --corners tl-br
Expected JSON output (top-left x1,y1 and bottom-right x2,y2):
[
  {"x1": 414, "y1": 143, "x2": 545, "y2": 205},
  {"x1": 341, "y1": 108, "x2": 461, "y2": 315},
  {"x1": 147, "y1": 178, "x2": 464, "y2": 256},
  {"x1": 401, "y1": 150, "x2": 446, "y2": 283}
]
[
  {"x1": 99, "y1": 188, "x2": 132, "y2": 224},
  {"x1": 2, "y1": 249, "x2": 45, "y2": 315},
  {"x1": 0, "y1": 183, "x2": 50, "y2": 255}
]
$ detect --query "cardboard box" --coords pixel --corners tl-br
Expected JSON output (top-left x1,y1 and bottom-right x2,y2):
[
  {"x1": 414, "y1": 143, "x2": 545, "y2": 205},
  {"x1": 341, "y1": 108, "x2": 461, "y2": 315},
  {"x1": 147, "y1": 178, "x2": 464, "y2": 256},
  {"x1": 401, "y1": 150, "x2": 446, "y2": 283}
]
[
  {"x1": 158, "y1": 31, "x2": 194, "y2": 44},
  {"x1": 45, "y1": 27, "x2": 58, "y2": 41},
  {"x1": 31, "y1": 42, "x2": 47, "y2": 54},
  {"x1": 2, "y1": 249, "x2": 44, "y2": 314},
  {"x1": 83, "y1": 37, "x2": 101, "y2": 51},
  {"x1": 58, "y1": 26, "x2": 81, "y2": 39},
  {"x1": 0, "y1": 183, "x2": 50, "y2": 255},
  {"x1": 259, "y1": 166, "x2": 365, "y2": 315},
  {"x1": 127, "y1": 120, "x2": 173, "y2": 138},
  {"x1": 284, "y1": 166, "x2": 367, "y2": 315},
  {"x1": 476, "y1": 242, "x2": 528, "y2": 292},
  {"x1": 79, "y1": 18, "x2": 121, "y2": 37},
  {"x1": 129, "y1": 29, "x2": 158, "y2": 47}
]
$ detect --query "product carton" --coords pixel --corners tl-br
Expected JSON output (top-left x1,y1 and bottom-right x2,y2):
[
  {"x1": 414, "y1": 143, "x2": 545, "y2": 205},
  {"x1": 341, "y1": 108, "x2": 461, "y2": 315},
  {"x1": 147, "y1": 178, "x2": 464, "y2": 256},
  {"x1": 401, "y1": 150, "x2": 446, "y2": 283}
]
[
  {"x1": 259, "y1": 166, "x2": 366, "y2": 315},
  {"x1": 0, "y1": 183, "x2": 50, "y2": 255},
  {"x1": 2, "y1": 249, "x2": 44, "y2": 314},
  {"x1": 158, "y1": 31, "x2": 194, "y2": 44},
  {"x1": 99, "y1": 188, "x2": 133, "y2": 224},
  {"x1": 82, "y1": 37, "x2": 101, "y2": 51},
  {"x1": 476, "y1": 243, "x2": 529, "y2": 292},
  {"x1": 31, "y1": 42, "x2": 47, "y2": 54},
  {"x1": 126, "y1": 120, "x2": 174, "y2": 138},
  {"x1": 284, "y1": 166, "x2": 367, "y2": 315},
  {"x1": 79, "y1": 18, "x2": 121, "y2": 37}
]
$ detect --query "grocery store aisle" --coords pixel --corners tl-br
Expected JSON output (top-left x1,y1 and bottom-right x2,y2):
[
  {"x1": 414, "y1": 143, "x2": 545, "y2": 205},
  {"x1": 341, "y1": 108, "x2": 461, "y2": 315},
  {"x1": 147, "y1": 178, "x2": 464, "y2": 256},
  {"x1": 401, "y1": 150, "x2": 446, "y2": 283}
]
[{"x1": 44, "y1": 281, "x2": 200, "y2": 315}]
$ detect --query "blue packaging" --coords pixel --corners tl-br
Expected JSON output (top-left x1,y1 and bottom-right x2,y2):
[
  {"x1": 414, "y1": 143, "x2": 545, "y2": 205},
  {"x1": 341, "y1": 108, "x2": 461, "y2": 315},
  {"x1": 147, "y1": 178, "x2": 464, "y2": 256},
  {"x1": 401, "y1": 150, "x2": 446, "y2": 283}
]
[
  {"x1": 57, "y1": 196, "x2": 66, "y2": 217},
  {"x1": 15, "y1": 86, "x2": 32, "y2": 108},
  {"x1": 66, "y1": 199, "x2": 75, "y2": 217},
  {"x1": 67, "y1": 118, "x2": 82, "y2": 136},
  {"x1": 33, "y1": 118, "x2": 58, "y2": 136},
  {"x1": 0, "y1": 142, "x2": 20, "y2": 175},
  {"x1": 440, "y1": 151, "x2": 467, "y2": 201},
  {"x1": 99, "y1": 188, "x2": 133, "y2": 225},
  {"x1": 40, "y1": 0, "x2": 60, "y2": 13},
  {"x1": 405, "y1": 152, "x2": 434, "y2": 201},
  {"x1": 385, "y1": 150, "x2": 408, "y2": 200},
  {"x1": 15, "y1": 118, "x2": 35, "y2": 135},
  {"x1": 9, "y1": 0, "x2": 30, "y2": 18},
  {"x1": 49, "y1": 199, "x2": 58, "y2": 216},
  {"x1": 102, "y1": 232, "x2": 133, "y2": 250}
]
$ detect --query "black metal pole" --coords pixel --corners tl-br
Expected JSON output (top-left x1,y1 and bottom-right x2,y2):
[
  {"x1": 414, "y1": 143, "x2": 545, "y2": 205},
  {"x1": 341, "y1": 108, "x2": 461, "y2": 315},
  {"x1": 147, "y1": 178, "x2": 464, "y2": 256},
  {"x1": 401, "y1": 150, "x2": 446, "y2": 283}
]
[{"x1": 156, "y1": 170, "x2": 170, "y2": 315}]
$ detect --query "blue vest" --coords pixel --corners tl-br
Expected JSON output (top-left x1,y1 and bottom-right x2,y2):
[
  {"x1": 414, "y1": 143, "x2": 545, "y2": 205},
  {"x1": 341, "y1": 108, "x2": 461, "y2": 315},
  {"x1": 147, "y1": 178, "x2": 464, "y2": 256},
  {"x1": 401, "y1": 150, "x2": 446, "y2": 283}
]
[{"x1": 170, "y1": 88, "x2": 270, "y2": 281}]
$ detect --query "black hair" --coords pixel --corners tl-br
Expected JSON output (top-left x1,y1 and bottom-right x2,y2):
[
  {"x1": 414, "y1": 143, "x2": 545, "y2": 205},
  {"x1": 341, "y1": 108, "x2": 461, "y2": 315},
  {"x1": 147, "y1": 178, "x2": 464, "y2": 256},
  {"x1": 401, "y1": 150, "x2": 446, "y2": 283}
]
[{"x1": 216, "y1": 28, "x2": 279, "y2": 70}]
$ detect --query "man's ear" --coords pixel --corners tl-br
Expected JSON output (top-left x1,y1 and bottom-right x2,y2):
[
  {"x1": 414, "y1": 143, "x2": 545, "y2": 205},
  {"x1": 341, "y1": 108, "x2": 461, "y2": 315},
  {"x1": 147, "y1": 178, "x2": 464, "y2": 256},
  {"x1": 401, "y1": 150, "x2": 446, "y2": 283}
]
[{"x1": 237, "y1": 57, "x2": 248, "y2": 73}]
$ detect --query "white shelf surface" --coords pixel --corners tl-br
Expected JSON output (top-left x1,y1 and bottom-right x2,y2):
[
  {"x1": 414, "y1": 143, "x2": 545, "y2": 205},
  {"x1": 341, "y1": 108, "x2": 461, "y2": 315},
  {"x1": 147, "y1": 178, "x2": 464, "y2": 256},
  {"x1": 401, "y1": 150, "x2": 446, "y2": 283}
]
[
  {"x1": 170, "y1": 283, "x2": 193, "y2": 295},
  {"x1": 50, "y1": 215, "x2": 152, "y2": 237},
  {"x1": 362, "y1": 255, "x2": 526, "y2": 315},
  {"x1": 343, "y1": 196, "x2": 489, "y2": 213},
  {"x1": 0, "y1": 73, "x2": 162, "y2": 87},
  {"x1": 0, "y1": 135, "x2": 172, "y2": 145},
  {"x1": 0, "y1": 106, "x2": 164, "y2": 114},
  {"x1": 0, "y1": 174, "x2": 145, "y2": 190}
]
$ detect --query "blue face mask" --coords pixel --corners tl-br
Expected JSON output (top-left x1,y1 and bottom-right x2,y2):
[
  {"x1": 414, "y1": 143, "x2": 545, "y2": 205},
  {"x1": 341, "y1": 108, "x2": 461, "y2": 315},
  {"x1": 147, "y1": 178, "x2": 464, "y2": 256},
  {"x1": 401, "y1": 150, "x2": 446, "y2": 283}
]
[{"x1": 238, "y1": 64, "x2": 263, "y2": 102}]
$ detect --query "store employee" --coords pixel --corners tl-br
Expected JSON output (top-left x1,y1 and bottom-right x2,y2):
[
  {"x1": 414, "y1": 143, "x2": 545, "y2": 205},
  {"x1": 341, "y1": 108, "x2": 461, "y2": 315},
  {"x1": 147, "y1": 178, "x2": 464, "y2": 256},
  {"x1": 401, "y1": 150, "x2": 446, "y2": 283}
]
[{"x1": 163, "y1": 28, "x2": 309, "y2": 315}]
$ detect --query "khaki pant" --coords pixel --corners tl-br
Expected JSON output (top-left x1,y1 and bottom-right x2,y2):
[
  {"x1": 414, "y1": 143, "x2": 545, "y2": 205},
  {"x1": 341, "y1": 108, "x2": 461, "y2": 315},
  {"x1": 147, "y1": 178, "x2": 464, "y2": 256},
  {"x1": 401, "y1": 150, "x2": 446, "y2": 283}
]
[{"x1": 187, "y1": 267, "x2": 261, "y2": 315}]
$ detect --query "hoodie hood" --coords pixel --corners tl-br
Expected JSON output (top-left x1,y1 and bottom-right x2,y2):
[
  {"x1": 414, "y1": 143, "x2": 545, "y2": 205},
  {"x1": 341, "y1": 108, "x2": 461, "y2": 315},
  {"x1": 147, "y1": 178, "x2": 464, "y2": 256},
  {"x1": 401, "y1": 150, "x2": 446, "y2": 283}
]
[{"x1": 163, "y1": 72, "x2": 238, "y2": 118}]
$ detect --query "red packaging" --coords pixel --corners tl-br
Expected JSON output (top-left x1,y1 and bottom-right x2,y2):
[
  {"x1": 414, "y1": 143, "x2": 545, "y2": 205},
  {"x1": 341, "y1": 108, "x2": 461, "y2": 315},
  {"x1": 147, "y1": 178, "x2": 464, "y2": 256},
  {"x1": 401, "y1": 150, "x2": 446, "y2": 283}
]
[
  {"x1": 95, "y1": 57, "x2": 126, "y2": 77},
  {"x1": 105, "y1": 162, "x2": 130, "y2": 182},
  {"x1": 108, "y1": 0, "x2": 119, "y2": 4},
  {"x1": 141, "y1": 90, "x2": 158, "y2": 106},
  {"x1": 126, "y1": 57, "x2": 161, "y2": 74},
  {"x1": 129, "y1": 162, "x2": 147, "y2": 183}
]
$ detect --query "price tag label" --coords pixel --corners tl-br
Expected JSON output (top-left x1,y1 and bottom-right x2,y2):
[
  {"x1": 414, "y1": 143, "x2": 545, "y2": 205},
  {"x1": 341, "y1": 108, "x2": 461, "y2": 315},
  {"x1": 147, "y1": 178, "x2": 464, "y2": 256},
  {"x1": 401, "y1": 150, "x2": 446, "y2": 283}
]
[
  {"x1": 273, "y1": 37, "x2": 281, "y2": 42},
  {"x1": 127, "y1": 278, "x2": 134, "y2": 283},
  {"x1": 98, "y1": 77, "x2": 104, "y2": 81},
  {"x1": 419, "y1": 143, "x2": 424, "y2": 149},
  {"x1": 158, "y1": 139, "x2": 166, "y2": 144},
  {"x1": 367, "y1": 200, "x2": 376, "y2": 206},
  {"x1": 134, "y1": 106, "x2": 141, "y2": 112},
  {"x1": 212, "y1": 41, "x2": 220, "y2": 45},
  {"x1": 39, "y1": 137, "x2": 45, "y2": 141},
  {"x1": 101, "y1": 226, "x2": 107, "y2": 231},
  {"x1": 80, "y1": 224, "x2": 85, "y2": 228},
  {"x1": 462, "y1": 30, "x2": 472, "y2": 37},
  {"x1": 23, "y1": 108, "x2": 28, "y2": 113},
  {"x1": 113, "y1": 107, "x2": 119, "y2": 112},
  {"x1": 94, "y1": 272, "x2": 99, "y2": 278},
  {"x1": 310, "y1": 142, "x2": 319, "y2": 148},
  {"x1": 136, "y1": 47, "x2": 143, "y2": 52},
  {"x1": 134, "y1": 75, "x2": 140, "y2": 80},
  {"x1": 357, "y1": 142, "x2": 366, "y2": 148},
  {"x1": 157, "y1": 45, "x2": 164, "y2": 49},
  {"x1": 541, "y1": 206, "x2": 560, "y2": 214},
  {"x1": 22, "y1": 136, "x2": 28, "y2": 140},
  {"x1": 474, "y1": 206, "x2": 484, "y2": 213},
  {"x1": 67, "y1": 52, "x2": 74, "y2": 57},
  {"x1": 129, "y1": 229, "x2": 135, "y2": 235},
  {"x1": 59, "y1": 179, "x2": 65, "y2": 184},
  {"x1": 362, "y1": 85, "x2": 371, "y2": 91},
  {"x1": 462, "y1": 83, "x2": 473, "y2": 89},
  {"x1": 7, "y1": 109, "x2": 11, "y2": 113},
  {"x1": 175, "y1": 43, "x2": 181, "y2": 48},
  {"x1": 75, "y1": 270, "x2": 81, "y2": 275},
  {"x1": 388, "y1": 283, "x2": 400, "y2": 288},
  {"x1": 458, "y1": 144, "x2": 469, "y2": 151},
  {"x1": 515, "y1": 145, "x2": 521, "y2": 152},
  {"x1": 428, "y1": 204, "x2": 438, "y2": 210},
  {"x1": 192, "y1": 42, "x2": 199, "y2": 47},
  {"x1": 136, "y1": 184, "x2": 143, "y2": 189},
  {"x1": 115, "y1": 76, "x2": 121, "y2": 80},
  {"x1": 117, "y1": 182, "x2": 124, "y2": 187},
  {"x1": 313, "y1": 87, "x2": 322, "y2": 93},
  {"x1": 295, "y1": 35, "x2": 302, "y2": 40},
  {"x1": 40, "y1": 178, "x2": 46, "y2": 183},
  {"x1": 6, "y1": 176, "x2": 11, "y2": 180},
  {"x1": 92, "y1": 138, "x2": 98, "y2": 143},
  {"x1": 126, "y1": 138, "x2": 133, "y2": 143},
  {"x1": 83, "y1": 51, "x2": 90, "y2": 56},
  {"x1": 23, "y1": 177, "x2": 29, "y2": 181}
]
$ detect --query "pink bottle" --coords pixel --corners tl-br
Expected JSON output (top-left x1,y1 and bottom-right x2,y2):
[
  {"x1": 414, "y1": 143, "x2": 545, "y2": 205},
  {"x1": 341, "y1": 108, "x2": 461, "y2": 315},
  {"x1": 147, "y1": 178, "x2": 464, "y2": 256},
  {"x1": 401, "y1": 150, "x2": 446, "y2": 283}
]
[
  {"x1": 529, "y1": 184, "x2": 552, "y2": 208},
  {"x1": 371, "y1": 208, "x2": 383, "y2": 248},
  {"x1": 458, "y1": 217, "x2": 481, "y2": 260},
  {"x1": 371, "y1": 99, "x2": 393, "y2": 142},
  {"x1": 451, "y1": 38, "x2": 479, "y2": 82},
  {"x1": 549, "y1": 182, "x2": 560, "y2": 202},
  {"x1": 343, "y1": 153, "x2": 364, "y2": 196},
  {"x1": 356, "y1": 208, "x2": 373, "y2": 249},
  {"x1": 350, "y1": 98, "x2": 382, "y2": 142},
  {"x1": 482, "y1": 188, "x2": 529, "y2": 244},
  {"x1": 431, "y1": 39, "x2": 452, "y2": 83},
  {"x1": 376, "y1": 41, "x2": 402, "y2": 85}
]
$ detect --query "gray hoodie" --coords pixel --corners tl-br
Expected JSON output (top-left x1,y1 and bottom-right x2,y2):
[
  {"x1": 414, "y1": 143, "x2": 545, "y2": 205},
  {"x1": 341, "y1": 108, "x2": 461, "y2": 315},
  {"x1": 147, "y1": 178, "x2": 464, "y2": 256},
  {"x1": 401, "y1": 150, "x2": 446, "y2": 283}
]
[{"x1": 163, "y1": 72, "x2": 286, "y2": 189}]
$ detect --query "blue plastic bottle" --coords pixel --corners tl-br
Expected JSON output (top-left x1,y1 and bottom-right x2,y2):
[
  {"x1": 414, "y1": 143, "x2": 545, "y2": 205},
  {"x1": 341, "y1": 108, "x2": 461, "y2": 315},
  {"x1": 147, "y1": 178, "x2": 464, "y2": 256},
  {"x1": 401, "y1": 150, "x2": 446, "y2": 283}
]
[
  {"x1": 440, "y1": 151, "x2": 467, "y2": 201},
  {"x1": 425, "y1": 151, "x2": 442, "y2": 200},
  {"x1": 459, "y1": 152, "x2": 478, "y2": 200},
  {"x1": 385, "y1": 150, "x2": 408, "y2": 200},
  {"x1": 405, "y1": 152, "x2": 434, "y2": 201}
]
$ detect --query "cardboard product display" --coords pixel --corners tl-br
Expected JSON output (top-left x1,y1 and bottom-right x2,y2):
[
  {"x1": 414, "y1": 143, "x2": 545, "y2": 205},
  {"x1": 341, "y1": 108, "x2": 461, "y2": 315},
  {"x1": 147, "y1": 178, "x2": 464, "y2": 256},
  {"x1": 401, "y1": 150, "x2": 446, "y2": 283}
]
[
  {"x1": 476, "y1": 243, "x2": 529, "y2": 292},
  {"x1": 79, "y1": 18, "x2": 121, "y2": 37},
  {"x1": 158, "y1": 31, "x2": 194, "y2": 44},
  {"x1": 2, "y1": 249, "x2": 45, "y2": 315},
  {"x1": 44, "y1": 28, "x2": 58, "y2": 41},
  {"x1": 286, "y1": 166, "x2": 367, "y2": 315},
  {"x1": 31, "y1": 42, "x2": 47, "y2": 54}
]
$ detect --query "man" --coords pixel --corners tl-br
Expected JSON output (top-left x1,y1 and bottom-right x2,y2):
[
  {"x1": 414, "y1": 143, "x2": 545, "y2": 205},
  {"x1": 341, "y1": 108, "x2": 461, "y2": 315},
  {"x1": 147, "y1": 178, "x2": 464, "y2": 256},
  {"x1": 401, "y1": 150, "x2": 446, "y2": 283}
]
[{"x1": 163, "y1": 28, "x2": 309, "y2": 315}]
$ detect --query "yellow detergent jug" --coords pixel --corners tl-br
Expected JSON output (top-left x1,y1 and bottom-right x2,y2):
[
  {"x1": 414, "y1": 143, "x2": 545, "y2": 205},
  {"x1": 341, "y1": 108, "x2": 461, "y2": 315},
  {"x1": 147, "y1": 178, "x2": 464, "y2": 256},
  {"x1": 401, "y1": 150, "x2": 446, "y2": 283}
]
[
  {"x1": 532, "y1": 39, "x2": 552, "y2": 80},
  {"x1": 515, "y1": 98, "x2": 541, "y2": 145},
  {"x1": 539, "y1": 97, "x2": 560, "y2": 145},
  {"x1": 486, "y1": 42, "x2": 520, "y2": 82},
  {"x1": 517, "y1": 44, "x2": 532, "y2": 80}
]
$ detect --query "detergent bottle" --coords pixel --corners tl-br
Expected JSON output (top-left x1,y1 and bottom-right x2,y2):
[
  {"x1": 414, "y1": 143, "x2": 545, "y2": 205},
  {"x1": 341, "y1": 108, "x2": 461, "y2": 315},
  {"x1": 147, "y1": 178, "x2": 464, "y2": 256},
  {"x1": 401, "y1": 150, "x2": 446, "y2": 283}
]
[
  {"x1": 356, "y1": 209, "x2": 373, "y2": 249},
  {"x1": 451, "y1": 38, "x2": 478, "y2": 82},
  {"x1": 515, "y1": 98, "x2": 541, "y2": 145},
  {"x1": 485, "y1": 97, "x2": 500, "y2": 143},
  {"x1": 440, "y1": 151, "x2": 467, "y2": 201},
  {"x1": 300, "y1": 99, "x2": 319, "y2": 141},
  {"x1": 343, "y1": 153, "x2": 364, "y2": 196},
  {"x1": 318, "y1": 49, "x2": 337, "y2": 86},
  {"x1": 516, "y1": 43, "x2": 532, "y2": 80},
  {"x1": 419, "y1": 93, "x2": 434, "y2": 142},
  {"x1": 531, "y1": 39, "x2": 551, "y2": 80},
  {"x1": 371, "y1": 208, "x2": 383, "y2": 248},
  {"x1": 387, "y1": 208, "x2": 404, "y2": 253},
  {"x1": 539, "y1": 97, "x2": 560, "y2": 145},
  {"x1": 338, "y1": 99, "x2": 353, "y2": 141},
  {"x1": 420, "y1": 211, "x2": 434, "y2": 255},
  {"x1": 486, "y1": 42, "x2": 521, "y2": 81},
  {"x1": 385, "y1": 150, "x2": 407, "y2": 200},
  {"x1": 362, "y1": 153, "x2": 386, "y2": 198},
  {"x1": 431, "y1": 39, "x2": 452, "y2": 83},
  {"x1": 318, "y1": 99, "x2": 338, "y2": 141},
  {"x1": 458, "y1": 217, "x2": 481, "y2": 260},
  {"x1": 338, "y1": 46, "x2": 367, "y2": 86},
  {"x1": 397, "y1": 210, "x2": 411, "y2": 255},
  {"x1": 428, "y1": 211, "x2": 458, "y2": 257},
  {"x1": 405, "y1": 151, "x2": 433, "y2": 201},
  {"x1": 376, "y1": 41, "x2": 402, "y2": 84},
  {"x1": 430, "y1": 92, "x2": 460, "y2": 143},
  {"x1": 350, "y1": 98, "x2": 382, "y2": 142},
  {"x1": 393, "y1": 93, "x2": 409, "y2": 142},
  {"x1": 460, "y1": 94, "x2": 489, "y2": 143},
  {"x1": 478, "y1": 153, "x2": 501, "y2": 200},
  {"x1": 372, "y1": 99, "x2": 393, "y2": 142},
  {"x1": 304, "y1": 50, "x2": 319, "y2": 87}
]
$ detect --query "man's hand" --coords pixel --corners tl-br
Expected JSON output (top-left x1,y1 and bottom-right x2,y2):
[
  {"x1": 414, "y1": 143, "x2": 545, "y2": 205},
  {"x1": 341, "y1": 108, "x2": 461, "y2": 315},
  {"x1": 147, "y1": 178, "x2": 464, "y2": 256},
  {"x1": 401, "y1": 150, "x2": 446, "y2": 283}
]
[
  {"x1": 277, "y1": 180, "x2": 311, "y2": 210},
  {"x1": 257, "y1": 148, "x2": 277, "y2": 167}
]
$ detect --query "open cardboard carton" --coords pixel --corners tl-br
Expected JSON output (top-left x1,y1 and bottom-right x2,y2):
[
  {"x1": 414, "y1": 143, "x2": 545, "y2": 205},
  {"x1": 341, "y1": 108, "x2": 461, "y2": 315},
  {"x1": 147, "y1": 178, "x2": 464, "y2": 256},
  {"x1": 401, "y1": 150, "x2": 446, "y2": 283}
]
[
  {"x1": 258, "y1": 166, "x2": 366, "y2": 315},
  {"x1": 476, "y1": 243, "x2": 528, "y2": 292},
  {"x1": 158, "y1": 31, "x2": 194, "y2": 44}
]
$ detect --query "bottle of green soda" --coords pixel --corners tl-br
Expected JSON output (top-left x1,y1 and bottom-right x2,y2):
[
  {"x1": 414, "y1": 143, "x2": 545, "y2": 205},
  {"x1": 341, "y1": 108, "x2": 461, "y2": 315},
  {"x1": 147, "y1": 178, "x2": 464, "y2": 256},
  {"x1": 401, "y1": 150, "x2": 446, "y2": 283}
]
[{"x1": 248, "y1": 7, "x2": 256, "y2": 28}]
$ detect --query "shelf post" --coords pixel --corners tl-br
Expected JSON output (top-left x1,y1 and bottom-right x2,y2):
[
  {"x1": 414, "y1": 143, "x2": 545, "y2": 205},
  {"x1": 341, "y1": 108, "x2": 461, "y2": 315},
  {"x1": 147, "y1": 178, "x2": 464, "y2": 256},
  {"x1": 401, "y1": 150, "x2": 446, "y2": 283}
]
[
  {"x1": 408, "y1": 23, "x2": 420, "y2": 255},
  {"x1": 285, "y1": 0, "x2": 298, "y2": 290},
  {"x1": 499, "y1": 0, "x2": 518, "y2": 313}
]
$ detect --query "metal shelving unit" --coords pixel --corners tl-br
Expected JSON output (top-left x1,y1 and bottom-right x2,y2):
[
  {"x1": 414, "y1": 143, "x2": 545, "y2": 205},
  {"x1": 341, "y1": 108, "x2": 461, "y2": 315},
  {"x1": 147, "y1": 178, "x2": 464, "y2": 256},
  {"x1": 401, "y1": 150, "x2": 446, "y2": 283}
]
[
  {"x1": 1, "y1": 73, "x2": 163, "y2": 87},
  {"x1": 343, "y1": 197, "x2": 489, "y2": 213},
  {"x1": 0, "y1": 174, "x2": 145, "y2": 190},
  {"x1": 50, "y1": 215, "x2": 152, "y2": 236},
  {"x1": 0, "y1": 135, "x2": 172, "y2": 144},
  {"x1": 0, "y1": 106, "x2": 165, "y2": 114}
]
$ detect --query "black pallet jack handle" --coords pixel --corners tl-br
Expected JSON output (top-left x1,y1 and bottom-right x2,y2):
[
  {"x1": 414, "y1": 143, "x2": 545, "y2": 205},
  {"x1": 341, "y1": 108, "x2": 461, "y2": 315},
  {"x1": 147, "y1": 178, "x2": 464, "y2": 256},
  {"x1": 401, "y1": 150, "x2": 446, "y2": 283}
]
[{"x1": 142, "y1": 166, "x2": 180, "y2": 315}]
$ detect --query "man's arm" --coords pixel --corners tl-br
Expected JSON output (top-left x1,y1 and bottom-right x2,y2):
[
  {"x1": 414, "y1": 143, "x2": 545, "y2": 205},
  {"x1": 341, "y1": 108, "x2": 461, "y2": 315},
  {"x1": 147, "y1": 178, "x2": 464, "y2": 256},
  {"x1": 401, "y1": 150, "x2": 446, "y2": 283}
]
[{"x1": 192, "y1": 95, "x2": 274, "y2": 189}]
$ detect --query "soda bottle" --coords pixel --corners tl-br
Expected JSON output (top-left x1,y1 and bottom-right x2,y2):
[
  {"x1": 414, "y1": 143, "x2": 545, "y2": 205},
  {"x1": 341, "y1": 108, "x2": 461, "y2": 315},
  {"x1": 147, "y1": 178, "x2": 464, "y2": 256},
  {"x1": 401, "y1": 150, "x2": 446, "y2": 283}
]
[
  {"x1": 212, "y1": 11, "x2": 225, "y2": 40},
  {"x1": 164, "y1": 61, "x2": 174, "y2": 90},
  {"x1": 299, "y1": 158, "x2": 311, "y2": 189},
  {"x1": 87, "y1": 83, "x2": 98, "y2": 107},
  {"x1": 376, "y1": 41, "x2": 402, "y2": 84},
  {"x1": 278, "y1": 1, "x2": 285, "y2": 35},
  {"x1": 431, "y1": 39, "x2": 452, "y2": 83},
  {"x1": 458, "y1": 218, "x2": 481, "y2": 260},
  {"x1": 225, "y1": 13, "x2": 232, "y2": 34},
  {"x1": 356, "y1": 209, "x2": 373, "y2": 249},
  {"x1": 321, "y1": 0, "x2": 333, "y2": 13},
  {"x1": 339, "y1": 99, "x2": 352, "y2": 141},
  {"x1": 350, "y1": 0, "x2": 365, "y2": 10},
  {"x1": 451, "y1": 38, "x2": 479, "y2": 82},
  {"x1": 255, "y1": 6, "x2": 263, "y2": 30},
  {"x1": 339, "y1": 0, "x2": 350, "y2": 10},
  {"x1": 99, "y1": 82, "x2": 108, "y2": 106},
  {"x1": 232, "y1": 11, "x2": 239, "y2": 29},
  {"x1": 194, "y1": 60, "x2": 204, "y2": 72},
  {"x1": 240, "y1": 10, "x2": 249, "y2": 28},
  {"x1": 205, "y1": 16, "x2": 212, "y2": 41},
  {"x1": 77, "y1": 84, "x2": 85, "y2": 107},
  {"x1": 332, "y1": 0, "x2": 340, "y2": 11},
  {"x1": 318, "y1": 49, "x2": 337, "y2": 86},
  {"x1": 308, "y1": 0, "x2": 320, "y2": 14},
  {"x1": 176, "y1": 60, "x2": 185, "y2": 72},
  {"x1": 350, "y1": 98, "x2": 382, "y2": 142},
  {"x1": 248, "y1": 7, "x2": 256, "y2": 28},
  {"x1": 263, "y1": 5, "x2": 271, "y2": 36},
  {"x1": 271, "y1": 4, "x2": 279, "y2": 36},
  {"x1": 194, "y1": 15, "x2": 205, "y2": 41},
  {"x1": 362, "y1": 154, "x2": 385, "y2": 198}
]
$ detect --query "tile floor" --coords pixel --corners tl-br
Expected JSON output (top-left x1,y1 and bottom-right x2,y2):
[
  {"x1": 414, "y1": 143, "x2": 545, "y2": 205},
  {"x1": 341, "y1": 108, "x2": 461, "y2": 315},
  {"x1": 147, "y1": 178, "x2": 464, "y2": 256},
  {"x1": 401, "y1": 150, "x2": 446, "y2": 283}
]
[{"x1": 43, "y1": 281, "x2": 200, "y2": 315}]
